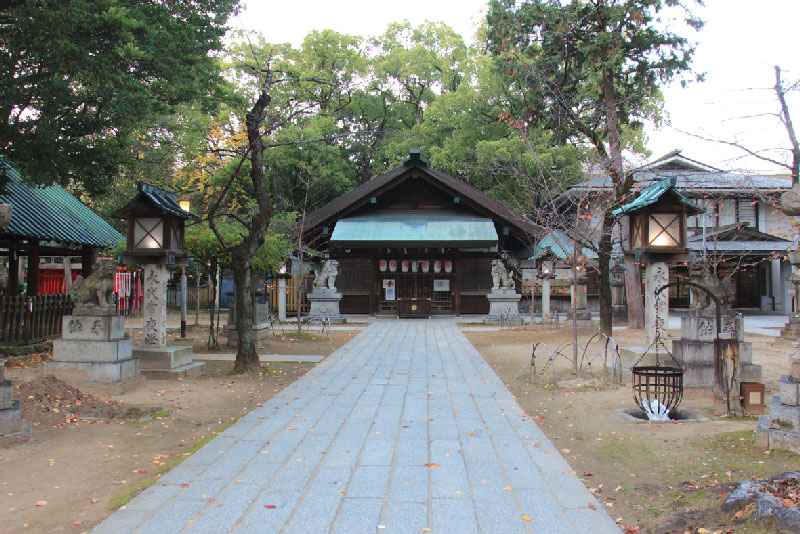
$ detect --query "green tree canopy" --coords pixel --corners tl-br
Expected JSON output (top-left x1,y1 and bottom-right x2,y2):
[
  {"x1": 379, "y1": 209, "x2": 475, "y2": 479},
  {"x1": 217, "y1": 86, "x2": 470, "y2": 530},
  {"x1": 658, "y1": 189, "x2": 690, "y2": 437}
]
[{"x1": 0, "y1": 0, "x2": 239, "y2": 194}]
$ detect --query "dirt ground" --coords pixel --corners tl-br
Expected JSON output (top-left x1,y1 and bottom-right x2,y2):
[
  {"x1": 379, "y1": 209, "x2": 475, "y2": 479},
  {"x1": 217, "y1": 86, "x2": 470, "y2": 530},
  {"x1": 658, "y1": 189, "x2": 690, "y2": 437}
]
[
  {"x1": 463, "y1": 324, "x2": 800, "y2": 534},
  {"x1": 0, "y1": 319, "x2": 359, "y2": 534}
]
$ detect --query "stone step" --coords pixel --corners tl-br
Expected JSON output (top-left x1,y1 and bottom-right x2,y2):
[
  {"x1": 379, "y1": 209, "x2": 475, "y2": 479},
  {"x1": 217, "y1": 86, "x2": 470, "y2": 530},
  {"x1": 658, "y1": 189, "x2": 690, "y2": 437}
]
[
  {"x1": 142, "y1": 362, "x2": 206, "y2": 380},
  {"x1": 133, "y1": 346, "x2": 193, "y2": 370},
  {"x1": 44, "y1": 358, "x2": 140, "y2": 385}
]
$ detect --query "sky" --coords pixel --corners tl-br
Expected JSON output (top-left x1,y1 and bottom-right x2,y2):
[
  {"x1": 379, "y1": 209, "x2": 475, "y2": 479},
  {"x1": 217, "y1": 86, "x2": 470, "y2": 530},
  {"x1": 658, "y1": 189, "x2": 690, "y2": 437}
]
[{"x1": 237, "y1": 0, "x2": 800, "y2": 174}]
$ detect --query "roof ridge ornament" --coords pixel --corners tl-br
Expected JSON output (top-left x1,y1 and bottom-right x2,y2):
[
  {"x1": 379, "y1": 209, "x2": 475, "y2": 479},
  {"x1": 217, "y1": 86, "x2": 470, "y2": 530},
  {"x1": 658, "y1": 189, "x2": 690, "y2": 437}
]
[{"x1": 403, "y1": 148, "x2": 428, "y2": 167}]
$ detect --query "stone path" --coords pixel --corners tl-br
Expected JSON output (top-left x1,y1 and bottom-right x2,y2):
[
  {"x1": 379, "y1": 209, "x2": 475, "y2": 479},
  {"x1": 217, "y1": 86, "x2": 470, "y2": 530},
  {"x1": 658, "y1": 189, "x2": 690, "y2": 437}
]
[{"x1": 93, "y1": 319, "x2": 620, "y2": 533}]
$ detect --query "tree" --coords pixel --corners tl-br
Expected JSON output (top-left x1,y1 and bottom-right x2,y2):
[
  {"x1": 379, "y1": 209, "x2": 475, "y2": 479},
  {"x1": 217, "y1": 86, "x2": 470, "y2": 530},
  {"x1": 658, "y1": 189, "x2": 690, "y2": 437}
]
[
  {"x1": 676, "y1": 65, "x2": 799, "y2": 185},
  {"x1": 0, "y1": 0, "x2": 239, "y2": 194},
  {"x1": 487, "y1": 0, "x2": 704, "y2": 335}
]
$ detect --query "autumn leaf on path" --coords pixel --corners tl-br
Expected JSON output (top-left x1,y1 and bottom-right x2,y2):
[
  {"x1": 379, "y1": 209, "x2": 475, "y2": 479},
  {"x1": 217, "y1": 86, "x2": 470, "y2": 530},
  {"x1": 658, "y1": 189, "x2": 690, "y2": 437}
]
[
  {"x1": 424, "y1": 463, "x2": 439, "y2": 469},
  {"x1": 522, "y1": 515, "x2": 532, "y2": 522},
  {"x1": 35, "y1": 501, "x2": 47, "y2": 506}
]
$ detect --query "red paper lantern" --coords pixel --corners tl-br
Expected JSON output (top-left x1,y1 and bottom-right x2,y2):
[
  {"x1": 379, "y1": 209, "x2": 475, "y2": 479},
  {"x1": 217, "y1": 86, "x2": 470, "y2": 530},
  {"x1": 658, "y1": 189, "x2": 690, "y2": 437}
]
[{"x1": 379, "y1": 259, "x2": 387, "y2": 272}]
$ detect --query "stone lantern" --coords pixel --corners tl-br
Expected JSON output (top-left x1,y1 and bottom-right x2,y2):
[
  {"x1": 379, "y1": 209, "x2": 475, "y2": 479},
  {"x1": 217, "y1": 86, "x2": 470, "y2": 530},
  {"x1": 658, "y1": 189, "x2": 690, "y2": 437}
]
[
  {"x1": 613, "y1": 177, "x2": 703, "y2": 346},
  {"x1": 114, "y1": 183, "x2": 197, "y2": 267},
  {"x1": 113, "y1": 183, "x2": 204, "y2": 378},
  {"x1": 610, "y1": 260, "x2": 627, "y2": 323},
  {"x1": 535, "y1": 254, "x2": 556, "y2": 323}
]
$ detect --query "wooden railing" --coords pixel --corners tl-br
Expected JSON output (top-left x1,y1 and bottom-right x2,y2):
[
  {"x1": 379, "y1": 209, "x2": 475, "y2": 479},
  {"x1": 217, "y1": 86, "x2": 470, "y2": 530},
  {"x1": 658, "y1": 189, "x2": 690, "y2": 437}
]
[{"x1": 0, "y1": 294, "x2": 74, "y2": 345}]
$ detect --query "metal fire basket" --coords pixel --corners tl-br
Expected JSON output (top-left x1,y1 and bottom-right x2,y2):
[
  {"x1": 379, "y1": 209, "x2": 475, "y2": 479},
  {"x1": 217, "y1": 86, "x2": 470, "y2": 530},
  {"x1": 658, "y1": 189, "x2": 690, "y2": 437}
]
[{"x1": 631, "y1": 365, "x2": 684, "y2": 416}]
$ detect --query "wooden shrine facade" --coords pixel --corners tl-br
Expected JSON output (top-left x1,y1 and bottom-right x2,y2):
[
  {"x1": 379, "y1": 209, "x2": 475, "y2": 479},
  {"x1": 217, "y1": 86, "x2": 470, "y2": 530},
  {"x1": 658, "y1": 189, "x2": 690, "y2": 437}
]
[{"x1": 302, "y1": 150, "x2": 539, "y2": 316}]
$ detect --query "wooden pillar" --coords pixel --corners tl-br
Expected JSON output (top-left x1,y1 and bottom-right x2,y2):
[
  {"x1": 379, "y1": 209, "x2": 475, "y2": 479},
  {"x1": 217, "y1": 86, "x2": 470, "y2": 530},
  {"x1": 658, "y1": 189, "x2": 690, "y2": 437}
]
[
  {"x1": 369, "y1": 250, "x2": 377, "y2": 316},
  {"x1": 27, "y1": 240, "x2": 40, "y2": 296},
  {"x1": 82, "y1": 245, "x2": 96, "y2": 278},
  {"x1": 454, "y1": 250, "x2": 461, "y2": 316},
  {"x1": 8, "y1": 248, "x2": 18, "y2": 296}
]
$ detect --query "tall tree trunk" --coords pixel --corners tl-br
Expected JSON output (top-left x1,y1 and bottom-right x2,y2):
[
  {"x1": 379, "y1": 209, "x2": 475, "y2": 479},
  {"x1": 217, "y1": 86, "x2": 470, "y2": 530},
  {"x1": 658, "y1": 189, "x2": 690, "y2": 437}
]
[
  {"x1": 598, "y1": 66, "x2": 624, "y2": 337},
  {"x1": 207, "y1": 259, "x2": 219, "y2": 350},
  {"x1": 624, "y1": 262, "x2": 645, "y2": 329},
  {"x1": 597, "y1": 209, "x2": 614, "y2": 336},
  {"x1": 232, "y1": 256, "x2": 258, "y2": 372},
  {"x1": 231, "y1": 74, "x2": 274, "y2": 373}
]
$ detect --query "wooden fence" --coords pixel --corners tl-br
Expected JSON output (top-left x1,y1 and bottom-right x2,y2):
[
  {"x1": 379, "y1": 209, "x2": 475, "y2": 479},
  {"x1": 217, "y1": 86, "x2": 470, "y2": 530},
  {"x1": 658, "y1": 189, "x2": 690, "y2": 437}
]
[
  {"x1": 268, "y1": 276, "x2": 312, "y2": 314},
  {"x1": 0, "y1": 294, "x2": 74, "y2": 345}
]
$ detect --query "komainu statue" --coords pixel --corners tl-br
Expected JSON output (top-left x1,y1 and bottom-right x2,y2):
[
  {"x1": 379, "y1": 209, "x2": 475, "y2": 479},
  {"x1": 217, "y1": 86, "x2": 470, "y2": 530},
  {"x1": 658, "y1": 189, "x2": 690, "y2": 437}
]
[
  {"x1": 313, "y1": 260, "x2": 339, "y2": 290},
  {"x1": 491, "y1": 259, "x2": 515, "y2": 290},
  {"x1": 687, "y1": 257, "x2": 734, "y2": 312},
  {"x1": 70, "y1": 259, "x2": 117, "y2": 315}
]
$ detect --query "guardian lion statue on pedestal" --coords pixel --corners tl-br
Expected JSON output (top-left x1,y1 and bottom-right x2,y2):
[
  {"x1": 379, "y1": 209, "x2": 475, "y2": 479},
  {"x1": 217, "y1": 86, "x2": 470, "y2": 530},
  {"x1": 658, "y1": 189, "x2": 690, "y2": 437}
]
[
  {"x1": 491, "y1": 259, "x2": 514, "y2": 290},
  {"x1": 70, "y1": 260, "x2": 117, "y2": 315},
  {"x1": 313, "y1": 260, "x2": 339, "y2": 290}
]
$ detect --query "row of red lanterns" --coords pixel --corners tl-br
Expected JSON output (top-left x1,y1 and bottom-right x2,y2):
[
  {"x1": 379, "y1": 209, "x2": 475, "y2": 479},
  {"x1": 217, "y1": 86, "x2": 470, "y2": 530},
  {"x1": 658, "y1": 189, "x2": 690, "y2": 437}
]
[{"x1": 378, "y1": 259, "x2": 453, "y2": 273}]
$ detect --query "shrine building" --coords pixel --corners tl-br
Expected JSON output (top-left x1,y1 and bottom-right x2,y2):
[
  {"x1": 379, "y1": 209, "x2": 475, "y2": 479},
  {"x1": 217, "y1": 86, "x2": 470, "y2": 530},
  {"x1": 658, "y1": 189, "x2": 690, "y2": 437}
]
[{"x1": 301, "y1": 150, "x2": 539, "y2": 317}]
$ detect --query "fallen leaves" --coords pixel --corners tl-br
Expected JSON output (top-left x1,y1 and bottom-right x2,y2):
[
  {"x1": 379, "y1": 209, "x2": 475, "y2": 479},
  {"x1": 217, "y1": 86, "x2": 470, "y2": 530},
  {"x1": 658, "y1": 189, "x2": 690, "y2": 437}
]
[
  {"x1": 35, "y1": 501, "x2": 47, "y2": 506},
  {"x1": 522, "y1": 515, "x2": 532, "y2": 522},
  {"x1": 424, "y1": 463, "x2": 439, "y2": 469}
]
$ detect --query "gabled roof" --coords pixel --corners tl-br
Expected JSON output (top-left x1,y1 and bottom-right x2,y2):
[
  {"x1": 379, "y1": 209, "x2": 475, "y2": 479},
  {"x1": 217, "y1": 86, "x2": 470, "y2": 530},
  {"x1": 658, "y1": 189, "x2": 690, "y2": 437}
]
[
  {"x1": 612, "y1": 177, "x2": 704, "y2": 217},
  {"x1": 112, "y1": 182, "x2": 199, "y2": 220},
  {"x1": 636, "y1": 149, "x2": 721, "y2": 173},
  {"x1": 0, "y1": 159, "x2": 124, "y2": 247},
  {"x1": 530, "y1": 230, "x2": 598, "y2": 261},
  {"x1": 688, "y1": 223, "x2": 792, "y2": 243},
  {"x1": 566, "y1": 151, "x2": 791, "y2": 194},
  {"x1": 302, "y1": 150, "x2": 540, "y2": 246}
]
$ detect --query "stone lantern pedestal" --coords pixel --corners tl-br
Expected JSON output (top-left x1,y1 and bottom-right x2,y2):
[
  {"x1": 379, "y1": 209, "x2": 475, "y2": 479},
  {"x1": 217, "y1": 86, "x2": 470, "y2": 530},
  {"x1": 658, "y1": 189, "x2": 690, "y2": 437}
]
[{"x1": 132, "y1": 265, "x2": 204, "y2": 379}]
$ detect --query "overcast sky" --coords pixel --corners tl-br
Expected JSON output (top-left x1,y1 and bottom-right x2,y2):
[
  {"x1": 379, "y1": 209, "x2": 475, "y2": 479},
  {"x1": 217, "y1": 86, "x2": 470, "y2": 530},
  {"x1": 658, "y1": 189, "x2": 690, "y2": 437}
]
[{"x1": 237, "y1": 0, "x2": 800, "y2": 174}]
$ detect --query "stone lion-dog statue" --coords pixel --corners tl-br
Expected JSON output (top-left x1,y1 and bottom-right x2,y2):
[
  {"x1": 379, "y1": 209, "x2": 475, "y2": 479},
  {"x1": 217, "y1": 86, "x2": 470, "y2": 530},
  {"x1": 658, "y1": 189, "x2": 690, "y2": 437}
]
[
  {"x1": 70, "y1": 259, "x2": 117, "y2": 315},
  {"x1": 313, "y1": 259, "x2": 339, "y2": 290},
  {"x1": 491, "y1": 259, "x2": 515, "y2": 290}
]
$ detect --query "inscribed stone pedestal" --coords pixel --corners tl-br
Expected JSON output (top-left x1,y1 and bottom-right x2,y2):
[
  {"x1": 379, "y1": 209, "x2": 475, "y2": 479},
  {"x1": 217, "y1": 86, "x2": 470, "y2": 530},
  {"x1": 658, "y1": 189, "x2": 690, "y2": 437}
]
[
  {"x1": 143, "y1": 265, "x2": 168, "y2": 348},
  {"x1": 645, "y1": 261, "x2": 669, "y2": 347},
  {"x1": 45, "y1": 314, "x2": 143, "y2": 395}
]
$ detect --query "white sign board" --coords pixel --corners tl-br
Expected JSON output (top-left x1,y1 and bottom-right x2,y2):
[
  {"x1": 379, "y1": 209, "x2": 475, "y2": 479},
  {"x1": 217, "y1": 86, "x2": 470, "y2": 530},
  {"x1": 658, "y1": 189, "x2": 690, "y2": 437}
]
[
  {"x1": 433, "y1": 279, "x2": 450, "y2": 292},
  {"x1": 383, "y1": 279, "x2": 396, "y2": 301}
]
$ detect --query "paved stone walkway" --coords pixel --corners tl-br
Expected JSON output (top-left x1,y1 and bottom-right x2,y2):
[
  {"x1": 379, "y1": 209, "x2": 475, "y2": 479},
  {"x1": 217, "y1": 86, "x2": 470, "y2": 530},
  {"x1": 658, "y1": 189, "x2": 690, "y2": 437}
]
[{"x1": 93, "y1": 320, "x2": 620, "y2": 533}]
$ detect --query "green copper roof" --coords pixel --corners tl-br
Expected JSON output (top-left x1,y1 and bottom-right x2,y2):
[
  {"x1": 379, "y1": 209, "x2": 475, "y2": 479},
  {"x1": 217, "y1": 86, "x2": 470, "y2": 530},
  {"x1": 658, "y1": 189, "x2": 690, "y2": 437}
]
[
  {"x1": 612, "y1": 176, "x2": 703, "y2": 217},
  {"x1": 530, "y1": 230, "x2": 598, "y2": 261},
  {"x1": 330, "y1": 211, "x2": 498, "y2": 247},
  {"x1": 0, "y1": 160, "x2": 124, "y2": 247}
]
